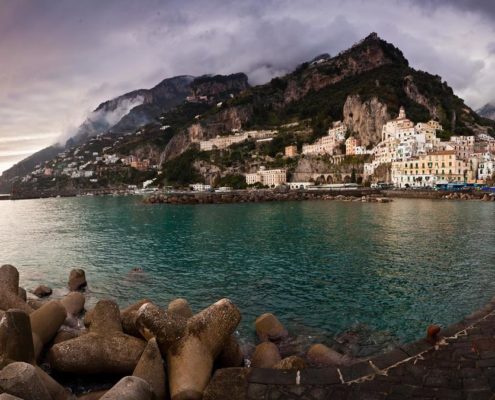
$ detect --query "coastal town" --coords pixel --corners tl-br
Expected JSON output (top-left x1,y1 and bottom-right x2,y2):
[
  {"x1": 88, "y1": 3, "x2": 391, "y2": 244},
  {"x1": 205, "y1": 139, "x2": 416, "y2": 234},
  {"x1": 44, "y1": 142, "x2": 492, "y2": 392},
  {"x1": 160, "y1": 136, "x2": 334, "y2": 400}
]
[
  {"x1": 8, "y1": 105, "x2": 495, "y2": 199},
  {"x1": 195, "y1": 106, "x2": 495, "y2": 191}
]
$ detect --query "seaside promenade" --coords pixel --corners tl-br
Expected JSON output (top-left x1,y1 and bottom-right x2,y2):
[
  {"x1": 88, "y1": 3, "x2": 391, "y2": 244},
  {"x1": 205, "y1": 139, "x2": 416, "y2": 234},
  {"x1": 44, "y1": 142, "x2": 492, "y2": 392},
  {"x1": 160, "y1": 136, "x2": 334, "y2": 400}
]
[{"x1": 207, "y1": 298, "x2": 495, "y2": 399}]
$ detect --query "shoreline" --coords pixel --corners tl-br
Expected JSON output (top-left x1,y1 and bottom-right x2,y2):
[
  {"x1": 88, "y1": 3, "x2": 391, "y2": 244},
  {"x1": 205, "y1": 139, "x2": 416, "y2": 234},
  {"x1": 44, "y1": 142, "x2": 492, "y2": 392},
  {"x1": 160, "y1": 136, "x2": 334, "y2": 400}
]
[
  {"x1": 2, "y1": 265, "x2": 495, "y2": 399},
  {"x1": 144, "y1": 188, "x2": 494, "y2": 205},
  {"x1": 3, "y1": 186, "x2": 494, "y2": 203}
]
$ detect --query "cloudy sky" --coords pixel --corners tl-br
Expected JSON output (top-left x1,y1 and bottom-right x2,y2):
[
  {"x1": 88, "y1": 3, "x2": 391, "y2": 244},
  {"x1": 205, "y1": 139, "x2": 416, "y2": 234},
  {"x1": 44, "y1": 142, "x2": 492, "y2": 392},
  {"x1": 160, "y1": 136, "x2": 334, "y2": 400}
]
[{"x1": 1, "y1": 0, "x2": 494, "y2": 173}]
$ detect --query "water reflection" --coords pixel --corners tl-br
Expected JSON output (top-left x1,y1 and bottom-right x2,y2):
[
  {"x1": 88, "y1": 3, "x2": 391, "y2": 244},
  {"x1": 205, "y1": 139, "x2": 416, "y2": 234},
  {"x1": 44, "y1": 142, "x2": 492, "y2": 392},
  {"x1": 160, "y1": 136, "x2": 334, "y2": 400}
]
[{"x1": 0, "y1": 197, "x2": 494, "y2": 354}]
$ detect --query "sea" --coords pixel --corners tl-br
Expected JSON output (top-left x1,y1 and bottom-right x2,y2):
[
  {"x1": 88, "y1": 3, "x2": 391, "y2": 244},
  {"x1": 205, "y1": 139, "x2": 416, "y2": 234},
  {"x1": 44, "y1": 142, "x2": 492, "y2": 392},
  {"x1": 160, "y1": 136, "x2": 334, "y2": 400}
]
[{"x1": 1, "y1": 196, "x2": 494, "y2": 356}]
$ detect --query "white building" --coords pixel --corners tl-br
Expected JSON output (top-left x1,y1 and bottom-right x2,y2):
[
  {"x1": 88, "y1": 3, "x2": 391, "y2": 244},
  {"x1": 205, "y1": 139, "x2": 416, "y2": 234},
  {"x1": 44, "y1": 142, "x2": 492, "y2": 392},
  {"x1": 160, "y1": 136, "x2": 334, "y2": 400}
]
[
  {"x1": 199, "y1": 130, "x2": 276, "y2": 151},
  {"x1": 287, "y1": 182, "x2": 312, "y2": 190},
  {"x1": 478, "y1": 153, "x2": 495, "y2": 181},
  {"x1": 245, "y1": 167, "x2": 287, "y2": 187},
  {"x1": 302, "y1": 121, "x2": 346, "y2": 155},
  {"x1": 369, "y1": 107, "x2": 443, "y2": 176},
  {"x1": 446, "y1": 135, "x2": 475, "y2": 161},
  {"x1": 190, "y1": 183, "x2": 212, "y2": 192}
]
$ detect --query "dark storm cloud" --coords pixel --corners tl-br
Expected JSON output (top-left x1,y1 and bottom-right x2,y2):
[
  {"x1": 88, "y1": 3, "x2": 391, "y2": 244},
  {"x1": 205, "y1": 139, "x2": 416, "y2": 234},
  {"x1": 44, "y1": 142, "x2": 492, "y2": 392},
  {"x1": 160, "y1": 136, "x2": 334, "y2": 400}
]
[
  {"x1": 412, "y1": 0, "x2": 495, "y2": 20},
  {"x1": 0, "y1": 0, "x2": 494, "y2": 173}
]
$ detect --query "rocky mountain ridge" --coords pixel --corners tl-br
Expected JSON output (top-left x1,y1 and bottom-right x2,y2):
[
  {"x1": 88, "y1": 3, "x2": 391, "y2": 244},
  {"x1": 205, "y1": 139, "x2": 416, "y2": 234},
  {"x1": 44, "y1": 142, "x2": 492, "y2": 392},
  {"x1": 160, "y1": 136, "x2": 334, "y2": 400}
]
[{"x1": 2, "y1": 33, "x2": 495, "y2": 192}]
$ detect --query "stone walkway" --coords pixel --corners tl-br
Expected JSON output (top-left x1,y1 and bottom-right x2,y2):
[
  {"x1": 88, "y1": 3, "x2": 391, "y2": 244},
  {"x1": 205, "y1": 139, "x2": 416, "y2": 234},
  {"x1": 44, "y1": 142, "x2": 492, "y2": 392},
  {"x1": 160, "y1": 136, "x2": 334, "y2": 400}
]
[{"x1": 206, "y1": 298, "x2": 495, "y2": 399}]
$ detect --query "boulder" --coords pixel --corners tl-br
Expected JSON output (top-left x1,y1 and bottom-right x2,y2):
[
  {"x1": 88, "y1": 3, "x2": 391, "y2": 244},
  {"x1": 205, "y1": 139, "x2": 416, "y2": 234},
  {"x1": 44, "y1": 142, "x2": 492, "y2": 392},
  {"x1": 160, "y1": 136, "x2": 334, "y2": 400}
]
[
  {"x1": 133, "y1": 338, "x2": 167, "y2": 400},
  {"x1": 30, "y1": 300, "x2": 67, "y2": 360},
  {"x1": 306, "y1": 344, "x2": 349, "y2": 367},
  {"x1": 216, "y1": 335, "x2": 244, "y2": 368},
  {"x1": 68, "y1": 269, "x2": 87, "y2": 291},
  {"x1": 254, "y1": 313, "x2": 288, "y2": 342},
  {"x1": 121, "y1": 299, "x2": 152, "y2": 339},
  {"x1": 167, "y1": 298, "x2": 193, "y2": 319},
  {"x1": 273, "y1": 355, "x2": 307, "y2": 370},
  {"x1": 0, "y1": 362, "x2": 51, "y2": 400},
  {"x1": 138, "y1": 298, "x2": 241, "y2": 400},
  {"x1": 250, "y1": 342, "x2": 281, "y2": 368},
  {"x1": 0, "y1": 309, "x2": 35, "y2": 368},
  {"x1": 33, "y1": 285, "x2": 52, "y2": 298},
  {"x1": 0, "y1": 265, "x2": 33, "y2": 314},
  {"x1": 49, "y1": 299, "x2": 146, "y2": 375},
  {"x1": 203, "y1": 368, "x2": 249, "y2": 400},
  {"x1": 99, "y1": 376, "x2": 152, "y2": 400}
]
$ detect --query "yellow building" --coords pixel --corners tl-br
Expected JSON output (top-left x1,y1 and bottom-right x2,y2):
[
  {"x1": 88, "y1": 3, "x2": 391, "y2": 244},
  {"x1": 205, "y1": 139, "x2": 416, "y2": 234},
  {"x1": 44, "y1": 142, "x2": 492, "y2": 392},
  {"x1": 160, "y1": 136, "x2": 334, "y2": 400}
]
[
  {"x1": 345, "y1": 137, "x2": 360, "y2": 155},
  {"x1": 285, "y1": 145, "x2": 298, "y2": 157},
  {"x1": 392, "y1": 150, "x2": 471, "y2": 188}
]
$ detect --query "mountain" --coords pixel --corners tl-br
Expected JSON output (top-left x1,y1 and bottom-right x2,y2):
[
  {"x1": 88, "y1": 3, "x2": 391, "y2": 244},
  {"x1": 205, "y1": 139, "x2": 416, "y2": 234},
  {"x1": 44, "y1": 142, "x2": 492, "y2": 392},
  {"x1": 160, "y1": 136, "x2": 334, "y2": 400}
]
[
  {"x1": 72, "y1": 73, "x2": 249, "y2": 144},
  {"x1": 477, "y1": 103, "x2": 495, "y2": 121},
  {"x1": 3, "y1": 33, "x2": 495, "y2": 193},
  {"x1": 159, "y1": 32, "x2": 495, "y2": 164},
  {"x1": 0, "y1": 145, "x2": 62, "y2": 192},
  {"x1": 70, "y1": 75, "x2": 194, "y2": 145},
  {"x1": 0, "y1": 73, "x2": 249, "y2": 187}
]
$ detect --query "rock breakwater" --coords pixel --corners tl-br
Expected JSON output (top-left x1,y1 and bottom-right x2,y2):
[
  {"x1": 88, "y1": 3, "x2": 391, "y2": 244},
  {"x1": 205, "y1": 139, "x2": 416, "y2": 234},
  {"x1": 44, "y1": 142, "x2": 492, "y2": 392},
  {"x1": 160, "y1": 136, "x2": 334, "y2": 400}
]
[
  {"x1": 144, "y1": 189, "x2": 388, "y2": 205},
  {"x1": 0, "y1": 265, "x2": 375, "y2": 399}
]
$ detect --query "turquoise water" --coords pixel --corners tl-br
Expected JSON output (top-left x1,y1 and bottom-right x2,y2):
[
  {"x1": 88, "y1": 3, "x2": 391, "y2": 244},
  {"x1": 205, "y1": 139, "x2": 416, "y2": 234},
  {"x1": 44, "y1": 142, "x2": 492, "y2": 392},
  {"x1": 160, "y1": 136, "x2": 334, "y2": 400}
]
[{"x1": 0, "y1": 196, "x2": 494, "y2": 355}]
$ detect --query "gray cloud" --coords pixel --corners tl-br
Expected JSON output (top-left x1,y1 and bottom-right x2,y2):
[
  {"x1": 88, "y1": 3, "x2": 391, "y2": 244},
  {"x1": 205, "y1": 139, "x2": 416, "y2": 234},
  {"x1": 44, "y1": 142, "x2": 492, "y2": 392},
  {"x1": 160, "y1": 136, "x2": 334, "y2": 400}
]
[{"x1": 1, "y1": 0, "x2": 494, "y2": 173}]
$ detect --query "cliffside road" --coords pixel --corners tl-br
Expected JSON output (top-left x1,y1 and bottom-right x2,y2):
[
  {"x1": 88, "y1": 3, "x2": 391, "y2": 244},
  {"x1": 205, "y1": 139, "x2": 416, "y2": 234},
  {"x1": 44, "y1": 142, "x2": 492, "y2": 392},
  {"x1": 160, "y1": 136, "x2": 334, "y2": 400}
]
[{"x1": 208, "y1": 298, "x2": 495, "y2": 399}]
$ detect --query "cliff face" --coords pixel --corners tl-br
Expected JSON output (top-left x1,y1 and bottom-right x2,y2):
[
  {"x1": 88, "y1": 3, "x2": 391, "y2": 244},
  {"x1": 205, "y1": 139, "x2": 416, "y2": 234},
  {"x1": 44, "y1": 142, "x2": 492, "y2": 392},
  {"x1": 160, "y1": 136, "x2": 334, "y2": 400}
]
[
  {"x1": 283, "y1": 33, "x2": 407, "y2": 104},
  {"x1": 403, "y1": 75, "x2": 439, "y2": 119},
  {"x1": 343, "y1": 95, "x2": 390, "y2": 147},
  {"x1": 191, "y1": 73, "x2": 249, "y2": 100},
  {"x1": 73, "y1": 75, "x2": 195, "y2": 144}
]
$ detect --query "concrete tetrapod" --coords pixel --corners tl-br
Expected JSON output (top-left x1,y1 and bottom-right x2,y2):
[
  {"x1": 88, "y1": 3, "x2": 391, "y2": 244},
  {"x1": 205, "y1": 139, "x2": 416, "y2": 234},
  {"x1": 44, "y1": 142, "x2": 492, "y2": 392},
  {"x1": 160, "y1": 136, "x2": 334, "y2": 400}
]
[
  {"x1": 0, "y1": 265, "x2": 33, "y2": 314},
  {"x1": 99, "y1": 376, "x2": 152, "y2": 400},
  {"x1": 138, "y1": 298, "x2": 241, "y2": 400},
  {"x1": 30, "y1": 300, "x2": 67, "y2": 360},
  {"x1": 0, "y1": 309, "x2": 35, "y2": 368},
  {"x1": 120, "y1": 299, "x2": 152, "y2": 339},
  {"x1": 0, "y1": 362, "x2": 51, "y2": 400},
  {"x1": 133, "y1": 338, "x2": 167, "y2": 400},
  {"x1": 61, "y1": 292, "x2": 85, "y2": 317},
  {"x1": 0, "y1": 309, "x2": 74, "y2": 400},
  {"x1": 0, "y1": 394, "x2": 24, "y2": 399},
  {"x1": 61, "y1": 292, "x2": 85, "y2": 328},
  {"x1": 68, "y1": 269, "x2": 87, "y2": 291},
  {"x1": 49, "y1": 299, "x2": 146, "y2": 375},
  {"x1": 254, "y1": 313, "x2": 288, "y2": 342},
  {"x1": 216, "y1": 335, "x2": 244, "y2": 368},
  {"x1": 167, "y1": 298, "x2": 193, "y2": 319}
]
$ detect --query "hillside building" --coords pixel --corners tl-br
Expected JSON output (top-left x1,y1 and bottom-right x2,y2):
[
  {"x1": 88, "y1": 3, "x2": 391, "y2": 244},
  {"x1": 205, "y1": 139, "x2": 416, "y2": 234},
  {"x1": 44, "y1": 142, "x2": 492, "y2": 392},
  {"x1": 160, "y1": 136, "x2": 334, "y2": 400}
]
[
  {"x1": 302, "y1": 121, "x2": 346, "y2": 155},
  {"x1": 391, "y1": 150, "x2": 471, "y2": 188},
  {"x1": 245, "y1": 167, "x2": 287, "y2": 187},
  {"x1": 285, "y1": 145, "x2": 298, "y2": 157},
  {"x1": 199, "y1": 130, "x2": 276, "y2": 151}
]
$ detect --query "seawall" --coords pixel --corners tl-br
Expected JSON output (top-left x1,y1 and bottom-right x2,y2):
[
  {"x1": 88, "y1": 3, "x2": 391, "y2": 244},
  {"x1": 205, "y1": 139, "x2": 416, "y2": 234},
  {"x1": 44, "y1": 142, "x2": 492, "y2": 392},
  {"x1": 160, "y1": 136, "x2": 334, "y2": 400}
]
[{"x1": 144, "y1": 189, "x2": 384, "y2": 205}]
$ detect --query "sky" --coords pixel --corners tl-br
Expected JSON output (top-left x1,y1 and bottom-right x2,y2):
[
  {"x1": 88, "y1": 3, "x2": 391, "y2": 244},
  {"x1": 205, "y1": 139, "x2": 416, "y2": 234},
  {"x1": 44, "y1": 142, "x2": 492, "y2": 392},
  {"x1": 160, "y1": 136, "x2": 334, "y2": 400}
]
[{"x1": 1, "y1": 0, "x2": 495, "y2": 174}]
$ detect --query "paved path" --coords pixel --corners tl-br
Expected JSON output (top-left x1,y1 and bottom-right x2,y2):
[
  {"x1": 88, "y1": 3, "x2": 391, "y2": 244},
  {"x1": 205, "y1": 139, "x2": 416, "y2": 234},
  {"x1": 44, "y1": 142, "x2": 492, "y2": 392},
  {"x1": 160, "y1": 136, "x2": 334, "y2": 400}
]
[{"x1": 206, "y1": 298, "x2": 495, "y2": 399}]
